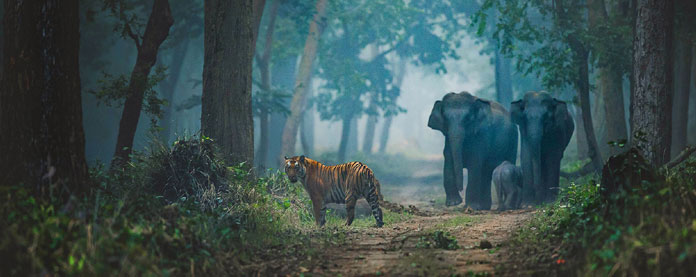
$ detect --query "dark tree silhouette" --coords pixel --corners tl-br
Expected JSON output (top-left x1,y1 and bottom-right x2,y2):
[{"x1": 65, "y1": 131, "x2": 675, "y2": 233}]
[
  {"x1": 112, "y1": 0, "x2": 174, "y2": 169},
  {"x1": 202, "y1": 0, "x2": 255, "y2": 166},
  {"x1": 0, "y1": 0, "x2": 89, "y2": 196}
]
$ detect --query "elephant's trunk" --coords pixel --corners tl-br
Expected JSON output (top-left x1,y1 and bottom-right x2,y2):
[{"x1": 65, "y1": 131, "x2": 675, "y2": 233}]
[
  {"x1": 447, "y1": 135, "x2": 465, "y2": 192},
  {"x1": 529, "y1": 137, "x2": 543, "y2": 202}
]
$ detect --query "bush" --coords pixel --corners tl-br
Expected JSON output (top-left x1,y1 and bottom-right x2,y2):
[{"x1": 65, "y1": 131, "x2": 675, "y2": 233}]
[
  {"x1": 0, "y1": 136, "x2": 327, "y2": 276},
  {"x1": 511, "y1": 150, "x2": 696, "y2": 276},
  {"x1": 146, "y1": 136, "x2": 228, "y2": 206}
]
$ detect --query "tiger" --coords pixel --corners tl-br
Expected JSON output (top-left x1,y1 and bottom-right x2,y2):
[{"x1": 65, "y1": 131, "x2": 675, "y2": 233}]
[{"x1": 284, "y1": 155, "x2": 384, "y2": 228}]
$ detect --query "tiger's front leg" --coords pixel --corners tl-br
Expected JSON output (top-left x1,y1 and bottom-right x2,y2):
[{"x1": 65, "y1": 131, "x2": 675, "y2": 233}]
[
  {"x1": 345, "y1": 195, "x2": 357, "y2": 226},
  {"x1": 312, "y1": 200, "x2": 326, "y2": 227}
]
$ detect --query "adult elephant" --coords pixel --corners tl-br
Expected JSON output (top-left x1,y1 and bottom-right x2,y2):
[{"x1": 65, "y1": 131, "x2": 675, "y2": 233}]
[
  {"x1": 428, "y1": 91, "x2": 518, "y2": 209},
  {"x1": 510, "y1": 91, "x2": 574, "y2": 203}
]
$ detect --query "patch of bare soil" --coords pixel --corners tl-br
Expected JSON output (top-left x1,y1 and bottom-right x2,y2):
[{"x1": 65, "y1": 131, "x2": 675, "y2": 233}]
[{"x1": 304, "y1": 208, "x2": 535, "y2": 276}]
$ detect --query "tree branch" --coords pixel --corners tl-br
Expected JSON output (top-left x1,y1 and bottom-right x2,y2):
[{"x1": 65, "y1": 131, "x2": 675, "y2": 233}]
[
  {"x1": 124, "y1": 23, "x2": 142, "y2": 50},
  {"x1": 666, "y1": 146, "x2": 696, "y2": 169}
]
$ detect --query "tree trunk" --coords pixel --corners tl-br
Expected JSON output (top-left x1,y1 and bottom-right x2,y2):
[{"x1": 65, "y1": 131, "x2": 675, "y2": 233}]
[
  {"x1": 573, "y1": 46, "x2": 604, "y2": 171},
  {"x1": 599, "y1": 68, "x2": 628, "y2": 155},
  {"x1": 256, "y1": 111, "x2": 270, "y2": 169},
  {"x1": 254, "y1": 0, "x2": 279, "y2": 170},
  {"x1": 160, "y1": 40, "x2": 190, "y2": 143},
  {"x1": 362, "y1": 45, "x2": 381, "y2": 153},
  {"x1": 631, "y1": 0, "x2": 674, "y2": 166},
  {"x1": 253, "y1": 0, "x2": 267, "y2": 45},
  {"x1": 202, "y1": 0, "x2": 255, "y2": 167},
  {"x1": 300, "y1": 84, "x2": 315, "y2": 156},
  {"x1": 592, "y1": 88, "x2": 609, "y2": 156},
  {"x1": 338, "y1": 115, "x2": 353, "y2": 162},
  {"x1": 112, "y1": 0, "x2": 174, "y2": 169},
  {"x1": 0, "y1": 4, "x2": 3, "y2": 79},
  {"x1": 378, "y1": 59, "x2": 407, "y2": 154},
  {"x1": 495, "y1": 49, "x2": 513, "y2": 109},
  {"x1": 0, "y1": 0, "x2": 89, "y2": 196},
  {"x1": 589, "y1": 0, "x2": 628, "y2": 157},
  {"x1": 689, "y1": 47, "x2": 696, "y2": 146},
  {"x1": 362, "y1": 96, "x2": 378, "y2": 154},
  {"x1": 378, "y1": 116, "x2": 392, "y2": 154},
  {"x1": 671, "y1": 39, "x2": 691, "y2": 158},
  {"x1": 346, "y1": 116, "x2": 359, "y2": 159},
  {"x1": 268, "y1": 56, "x2": 298, "y2": 168},
  {"x1": 280, "y1": 0, "x2": 327, "y2": 163},
  {"x1": 573, "y1": 104, "x2": 590, "y2": 160}
]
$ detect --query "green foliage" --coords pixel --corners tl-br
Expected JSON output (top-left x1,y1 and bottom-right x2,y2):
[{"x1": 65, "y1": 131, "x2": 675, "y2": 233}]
[
  {"x1": 89, "y1": 65, "x2": 169, "y2": 120},
  {"x1": 142, "y1": 135, "x2": 228, "y2": 205},
  {"x1": 252, "y1": 86, "x2": 292, "y2": 117},
  {"x1": 0, "y1": 137, "x2": 349, "y2": 275},
  {"x1": 472, "y1": 0, "x2": 633, "y2": 91},
  {"x1": 512, "y1": 156, "x2": 696, "y2": 276},
  {"x1": 315, "y1": 0, "x2": 465, "y2": 122}
]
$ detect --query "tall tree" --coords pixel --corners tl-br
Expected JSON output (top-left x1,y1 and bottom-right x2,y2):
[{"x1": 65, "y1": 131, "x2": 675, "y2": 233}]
[
  {"x1": 379, "y1": 58, "x2": 407, "y2": 154},
  {"x1": 495, "y1": 50, "x2": 513, "y2": 108},
  {"x1": 0, "y1": 0, "x2": 89, "y2": 196},
  {"x1": 158, "y1": 0, "x2": 204, "y2": 143},
  {"x1": 202, "y1": 0, "x2": 255, "y2": 166},
  {"x1": 158, "y1": 41, "x2": 189, "y2": 143},
  {"x1": 279, "y1": 0, "x2": 327, "y2": 162},
  {"x1": 588, "y1": 0, "x2": 631, "y2": 156},
  {"x1": 254, "y1": 0, "x2": 281, "y2": 170},
  {"x1": 670, "y1": 0, "x2": 696, "y2": 158},
  {"x1": 631, "y1": 0, "x2": 674, "y2": 166},
  {"x1": 111, "y1": 0, "x2": 174, "y2": 169},
  {"x1": 300, "y1": 84, "x2": 315, "y2": 156},
  {"x1": 671, "y1": 38, "x2": 692, "y2": 158}
]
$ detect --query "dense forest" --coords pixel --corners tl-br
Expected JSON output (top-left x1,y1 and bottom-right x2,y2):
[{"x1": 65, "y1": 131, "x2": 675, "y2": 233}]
[{"x1": 1, "y1": 0, "x2": 696, "y2": 275}]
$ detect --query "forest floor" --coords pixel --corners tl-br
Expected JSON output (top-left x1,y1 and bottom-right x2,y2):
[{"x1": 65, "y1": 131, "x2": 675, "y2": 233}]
[{"x1": 296, "y1": 159, "x2": 536, "y2": 276}]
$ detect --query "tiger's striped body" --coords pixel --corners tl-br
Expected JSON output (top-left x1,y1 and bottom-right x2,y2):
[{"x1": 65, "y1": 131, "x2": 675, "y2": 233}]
[{"x1": 284, "y1": 155, "x2": 384, "y2": 227}]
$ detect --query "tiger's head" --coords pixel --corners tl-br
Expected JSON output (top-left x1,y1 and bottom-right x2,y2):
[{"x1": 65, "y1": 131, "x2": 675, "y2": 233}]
[{"x1": 284, "y1": 155, "x2": 307, "y2": 183}]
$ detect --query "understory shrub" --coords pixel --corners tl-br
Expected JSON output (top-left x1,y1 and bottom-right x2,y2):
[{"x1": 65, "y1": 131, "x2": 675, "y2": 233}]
[
  {"x1": 0, "y1": 136, "x2": 322, "y2": 276},
  {"x1": 512, "y1": 148, "x2": 696, "y2": 276}
]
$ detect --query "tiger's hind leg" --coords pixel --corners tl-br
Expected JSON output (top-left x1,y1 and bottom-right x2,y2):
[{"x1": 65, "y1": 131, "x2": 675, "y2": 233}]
[{"x1": 366, "y1": 187, "x2": 384, "y2": 228}]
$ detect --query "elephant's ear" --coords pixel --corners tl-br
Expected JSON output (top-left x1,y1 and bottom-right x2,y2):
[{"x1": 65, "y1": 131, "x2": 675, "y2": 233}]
[
  {"x1": 428, "y1": 100, "x2": 446, "y2": 133},
  {"x1": 474, "y1": 98, "x2": 491, "y2": 120},
  {"x1": 552, "y1": 99, "x2": 574, "y2": 140},
  {"x1": 510, "y1": 99, "x2": 525, "y2": 124},
  {"x1": 552, "y1": 99, "x2": 570, "y2": 121}
]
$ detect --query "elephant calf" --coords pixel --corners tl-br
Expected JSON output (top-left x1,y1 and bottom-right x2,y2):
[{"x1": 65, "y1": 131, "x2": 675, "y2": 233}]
[{"x1": 493, "y1": 161, "x2": 522, "y2": 210}]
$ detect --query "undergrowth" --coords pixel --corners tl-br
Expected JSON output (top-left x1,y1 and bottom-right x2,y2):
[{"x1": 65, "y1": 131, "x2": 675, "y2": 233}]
[
  {"x1": 0, "y1": 136, "x2": 385, "y2": 276},
  {"x1": 511, "y1": 152, "x2": 696, "y2": 276}
]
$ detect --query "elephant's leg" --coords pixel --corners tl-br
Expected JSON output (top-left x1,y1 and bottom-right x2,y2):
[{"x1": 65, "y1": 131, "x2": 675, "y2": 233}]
[
  {"x1": 508, "y1": 188, "x2": 521, "y2": 209},
  {"x1": 465, "y1": 165, "x2": 485, "y2": 210},
  {"x1": 546, "y1": 152, "x2": 564, "y2": 202},
  {"x1": 479, "y1": 164, "x2": 494, "y2": 210},
  {"x1": 443, "y1": 142, "x2": 463, "y2": 206}
]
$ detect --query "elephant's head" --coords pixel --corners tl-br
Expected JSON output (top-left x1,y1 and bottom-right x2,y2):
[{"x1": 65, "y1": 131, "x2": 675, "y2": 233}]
[
  {"x1": 428, "y1": 91, "x2": 492, "y2": 191},
  {"x1": 510, "y1": 91, "x2": 571, "y2": 190}
]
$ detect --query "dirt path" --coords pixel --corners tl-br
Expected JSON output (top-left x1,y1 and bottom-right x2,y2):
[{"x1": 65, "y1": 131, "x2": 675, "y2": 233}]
[
  {"x1": 306, "y1": 208, "x2": 534, "y2": 276},
  {"x1": 297, "y1": 160, "x2": 535, "y2": 276}
]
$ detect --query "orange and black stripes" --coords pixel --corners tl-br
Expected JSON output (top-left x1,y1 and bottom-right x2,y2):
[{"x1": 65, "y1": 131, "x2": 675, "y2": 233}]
[{"x1": 284, "y1": 156, "x2": 384, "y2": 227}]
